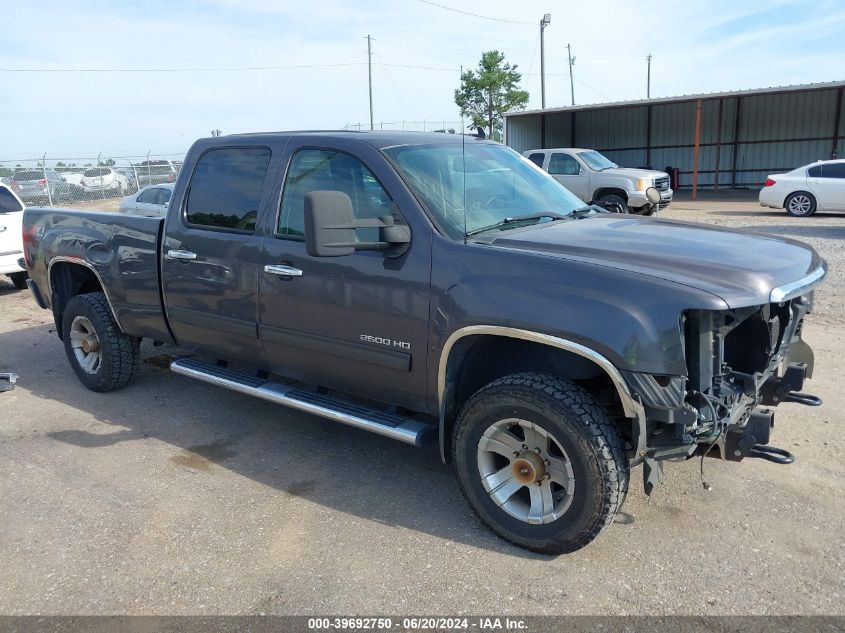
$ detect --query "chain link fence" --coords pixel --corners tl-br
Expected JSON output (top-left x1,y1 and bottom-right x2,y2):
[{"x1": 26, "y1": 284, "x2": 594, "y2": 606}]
[
  {"x1": 0, "y1": 154, "x2": 186, "y2": 209},
  {"x1": 342, "y1": 120, "x2": 464, "y2": 133}
]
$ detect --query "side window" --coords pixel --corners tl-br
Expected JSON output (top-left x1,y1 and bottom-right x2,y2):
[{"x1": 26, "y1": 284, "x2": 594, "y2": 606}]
[
  {"x1": 185, "y1": 147, "x2": 271, "y2": 232},
  {"x1": 821, "y1": 163, "x2": 845, "y2": 179},
  {"x1": 527, "y1": 153, "x2": 545, "y2": 168},
  {"x1": 278, "y1": 149, "x2": 394, "y2": 240},
  {"x1": 0, "y1": 187, "x2": 23, "y2": 212},
  {"x1": 548, "y1": 153, "x2": 580, "y2": 175},
  {"x1": 137, "y1": 188, "x2": 157, "y2": 204},
  {"x1": 808, "y1": 165, "x2": 822, "y2": 177}
]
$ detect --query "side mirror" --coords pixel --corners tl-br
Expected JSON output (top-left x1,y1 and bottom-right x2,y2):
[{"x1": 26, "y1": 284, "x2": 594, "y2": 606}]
[{"x1": 304, "y1": 191, "x2": 410, "y2": 258}]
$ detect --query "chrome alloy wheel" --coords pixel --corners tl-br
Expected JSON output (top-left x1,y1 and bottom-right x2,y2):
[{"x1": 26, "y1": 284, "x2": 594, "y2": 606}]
[
  {"x1": 69, "y1": 315, "x2": 102, "y2": 374},
  {"x1": 477, "y1": 418, "x2": 575, "y2": 524},
  {"x1": 788, "y1": 194, "x2": 813, "y2": 215}
]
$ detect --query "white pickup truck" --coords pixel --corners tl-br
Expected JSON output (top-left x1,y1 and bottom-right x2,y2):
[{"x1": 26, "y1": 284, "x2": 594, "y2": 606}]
[{"x1": 524, "y1": 148, "x2": 672, "y2": 215}]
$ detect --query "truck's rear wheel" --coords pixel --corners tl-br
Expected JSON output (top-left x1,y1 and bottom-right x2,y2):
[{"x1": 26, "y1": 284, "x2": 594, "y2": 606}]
[
  {"x1": 61, "y1": 292, "x2": 139, "y2": 392},
  {"x1": 452, "y1": 372, "x2": 628, "y2": 554}
]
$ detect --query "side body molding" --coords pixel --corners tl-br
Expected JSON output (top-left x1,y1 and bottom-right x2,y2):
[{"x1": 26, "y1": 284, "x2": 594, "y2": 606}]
[
  {"x1": 436, "y1": 325, "x2": 647, "y2": 462},
  {"x1": 47, "y1": 256, "x2": 125, "y2": 332}
]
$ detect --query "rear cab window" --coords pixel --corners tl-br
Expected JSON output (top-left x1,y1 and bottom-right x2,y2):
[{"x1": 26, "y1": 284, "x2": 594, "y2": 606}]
[
  {"x1": 526, "y1": 153, "x2": 545, "y2": 168},
  {"x1": 184, "y1": 147, "x2": 271, "y2": 232}
]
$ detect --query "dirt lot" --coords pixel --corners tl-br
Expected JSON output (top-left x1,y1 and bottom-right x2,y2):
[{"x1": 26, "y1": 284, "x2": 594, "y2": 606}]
[{"x1": 0, "y1": 195, "x2": 842, "y2": 616}]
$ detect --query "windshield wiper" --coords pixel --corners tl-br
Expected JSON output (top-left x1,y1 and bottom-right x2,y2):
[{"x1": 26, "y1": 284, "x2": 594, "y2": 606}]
[{"x1": 466, "y1": 212, "x2": 569, "y2": 237}]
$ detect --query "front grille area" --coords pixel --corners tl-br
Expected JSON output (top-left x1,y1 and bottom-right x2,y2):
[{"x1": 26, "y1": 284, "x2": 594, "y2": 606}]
[
  {"x1": 723, "y1": 303, "x2": 791, "y2": 376},
  {"x1": 654, "y1": 176, "x2": 670, "y2": 190}
]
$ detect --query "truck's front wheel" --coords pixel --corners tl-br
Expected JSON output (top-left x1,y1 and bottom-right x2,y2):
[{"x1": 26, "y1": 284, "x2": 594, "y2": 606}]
[
  {"x1": 61, "y1": 292, "x2": 139, "y2": 392},
  {"x1": 453, "y1": 373, "x2": 628, "y2": 554}
]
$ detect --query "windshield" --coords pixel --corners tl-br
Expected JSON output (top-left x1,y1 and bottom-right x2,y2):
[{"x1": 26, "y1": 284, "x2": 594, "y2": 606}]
[
  {"x1": 577, "y1": 150, "x2": 617, "y2": 171},
  {"x1": 383, "y1": 142, "x2": 584, "y2": 239}
]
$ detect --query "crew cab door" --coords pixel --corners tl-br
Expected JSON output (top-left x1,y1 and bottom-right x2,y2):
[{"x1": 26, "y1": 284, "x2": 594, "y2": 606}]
[
  {"x1": 546, "y1": 151, "x2": 589, "y2": 201},
  {"x1": 258, "y1": 140, "x2": 432, "y2": 412},
  {"x1": 162, "y1": 146, "x2": 274, "y2": 364}
]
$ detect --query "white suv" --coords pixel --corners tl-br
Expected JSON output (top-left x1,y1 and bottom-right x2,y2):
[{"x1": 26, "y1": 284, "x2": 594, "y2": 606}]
[
  {"x1": 759, "y1": 159, "x2": 845, "y2": 216},
  {"x1": 0, "y1": 184, "x2": 28, "y2": 289},
  {"x1": 80, "y1": 167, "x2": 130, "y2": 195}
]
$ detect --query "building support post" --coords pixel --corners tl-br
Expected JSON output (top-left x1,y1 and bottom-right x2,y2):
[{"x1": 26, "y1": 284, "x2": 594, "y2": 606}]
[
  {"x1": 692, "y1": 99, "x2": 702, "y2": 201},
  {"x1": 832, "y1": 86, "x2": 843, "y2": 160},
  {"x1": 714, "y1": 98, "x2": 724, "y2": 192},
  {"x1": 645, "y1": 105, "x2": 652, "y2": 169},
  {"x1": 540, "y1": 114, "x2": 546, "y2": 149},
  {"x1": 731, "y1": 97, "x2": 742, "y2": 188}
]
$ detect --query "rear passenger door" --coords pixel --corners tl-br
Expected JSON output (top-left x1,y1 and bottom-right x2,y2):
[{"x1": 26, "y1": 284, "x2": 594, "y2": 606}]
[
  {"x1": 808, "y1": 163, "x2": 845, "y2": 210},
  {"x1": 162, "y1": 146, "x2": 273, "y2": 364}
]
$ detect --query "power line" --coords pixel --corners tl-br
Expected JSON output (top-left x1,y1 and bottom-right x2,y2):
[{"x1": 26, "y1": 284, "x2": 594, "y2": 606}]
[
  {"x1": 0, "y1": 62, "x2": 459, "y2": 73},
  {"x1": 418, "y1": 0, "x2": 533, "y2": 24}
]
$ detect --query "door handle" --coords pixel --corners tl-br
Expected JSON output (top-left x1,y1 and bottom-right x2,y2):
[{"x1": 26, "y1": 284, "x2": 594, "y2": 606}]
[
  {"x1": 166, "y1": 249, "x2": 197, "y2": 261},
  {"x1": 264, "y1": 264, "x2": 303, "y2": 277}
]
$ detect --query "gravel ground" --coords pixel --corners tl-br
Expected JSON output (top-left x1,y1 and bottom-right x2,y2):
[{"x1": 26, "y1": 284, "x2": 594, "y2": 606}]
[{"x1": 0, "y1": 194, "x2": 842, "y2": 616}]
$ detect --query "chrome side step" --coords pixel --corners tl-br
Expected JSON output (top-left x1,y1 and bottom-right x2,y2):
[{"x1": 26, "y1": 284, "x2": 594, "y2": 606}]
[{"x1": 170, "y1": 357, "x2": 434, "y2": 446}]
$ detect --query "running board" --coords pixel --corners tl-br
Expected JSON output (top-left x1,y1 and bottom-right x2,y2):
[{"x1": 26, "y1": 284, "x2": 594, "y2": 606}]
[{"x1": 170, "y1": 357, "x2": 434, "y2": 446}]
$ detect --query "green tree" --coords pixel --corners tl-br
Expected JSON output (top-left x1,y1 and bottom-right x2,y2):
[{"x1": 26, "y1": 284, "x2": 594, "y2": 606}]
[
  {"x1": 454, "y1": 50, "x2": 529, "y2": 141},
  {"x1": 56, "y1": 161, "x2": 66, "y2": 167}
]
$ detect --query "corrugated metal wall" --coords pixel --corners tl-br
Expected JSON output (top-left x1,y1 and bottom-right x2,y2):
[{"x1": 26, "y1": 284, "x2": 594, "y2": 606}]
[{"x1": 505, "y1": 85, "x2": 844, "y2": 189}]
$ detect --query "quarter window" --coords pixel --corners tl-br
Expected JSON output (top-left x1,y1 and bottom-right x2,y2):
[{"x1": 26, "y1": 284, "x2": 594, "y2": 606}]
[
  {"x1": 137, "y1": 188, "x2": 158, "y2": 204},
  {"x1": 527, "y1": 153, "x2": 545, "y2": 168},
  {"x1": 808, "y1": 165, "x2": 822, "y2": 177},
  {"x1": 185, "y1": 147, "x2": 271, "y2": 232},
  {"x1": 548, "y1": 153, "x2": 580, "y2": 175},
  {"x1": 278, "y1": 149, "x2": 394, "y2": 240}
]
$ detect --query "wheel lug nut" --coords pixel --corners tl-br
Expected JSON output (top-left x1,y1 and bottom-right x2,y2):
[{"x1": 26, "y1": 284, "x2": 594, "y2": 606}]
[
  {"x1": 513, "y1": 452, "x2": 520, "y2": 457},
  {"x1": 534, "y1": 447, "x2": 541, "y2": 453},
  {"x1": 544, "y1": 459, "x2": 550, "y2": 465},
  {"x1": 534, "y1": 481, "x2": 542, "y2": 486},
  {"x1": 521, "y1": 444, "x2": 528, "y2": 450},
  {"x1": 543, "y1": 473, "x2": 551, "y2": 480}
]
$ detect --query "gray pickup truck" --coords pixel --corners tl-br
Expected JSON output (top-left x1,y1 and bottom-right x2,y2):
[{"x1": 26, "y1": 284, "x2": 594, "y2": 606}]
[{"x1": 22, "y1": 131, "x2": 825, "y2": 553}]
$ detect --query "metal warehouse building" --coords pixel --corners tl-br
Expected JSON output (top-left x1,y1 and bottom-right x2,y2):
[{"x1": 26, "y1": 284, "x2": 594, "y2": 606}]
[{"x1": 504, "y1": 81, "x2": 844, "y2": 191}]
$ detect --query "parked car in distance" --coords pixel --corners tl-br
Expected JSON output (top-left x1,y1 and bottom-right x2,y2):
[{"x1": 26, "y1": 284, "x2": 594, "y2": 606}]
[
  {"x1": 0, "y1": 184, "x2": 28, "y2": 289},
  {"x1": 133, "y1": 160, "x2": 181, "y2": 188},
  {"x1": 79, "y1": 168, "x2": 130, "y2": 196},
  {"x1": 57, "y1": 171, "x2": 85, "y2": 187},
  {"x1": 23, "y1": 131, "x2": 826, "y2": 554},
  {"x1": 524, "y1": 148, "x2": 672, "y2": 214},
  {"x1": 759, "y1": 159, "x2": 845, "y2": 216},
  {"x1": 119, "y1": 183, "x2": 174, "y2": 217},
  {"x1": 9, "y1": 169, "x2": 73, "y2": 203}
]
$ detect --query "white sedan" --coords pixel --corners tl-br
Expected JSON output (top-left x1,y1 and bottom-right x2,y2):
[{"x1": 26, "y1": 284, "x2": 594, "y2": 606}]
[
  {"x1": 119, "y1": 183, "x2": 174, "y2": 217},
  {"x1": 0, "y1": 184, "x2": 28, "y2": 289},
  {"x1": 759, "y1": 159, "x2": 845, "y2": 216}
]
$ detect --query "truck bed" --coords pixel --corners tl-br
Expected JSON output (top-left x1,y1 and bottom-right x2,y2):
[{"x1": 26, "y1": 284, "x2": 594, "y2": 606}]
[{"x1": 23, "y1": 206, "x2": 173, "y2": 342}]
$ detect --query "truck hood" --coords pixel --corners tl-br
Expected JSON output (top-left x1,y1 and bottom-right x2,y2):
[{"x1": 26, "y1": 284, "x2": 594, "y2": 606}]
[
  {"x1": 604, "y1": 167, "x2": 667, "y2": 180},
  {"x1": 483, "y1": 215, "x2": 824, "y2": 307}
]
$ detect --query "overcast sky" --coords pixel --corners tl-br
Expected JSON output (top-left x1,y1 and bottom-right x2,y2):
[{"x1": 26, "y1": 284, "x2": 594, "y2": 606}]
[{"x1": 1, "y1": 0, "x2": 843, "y2": 164}]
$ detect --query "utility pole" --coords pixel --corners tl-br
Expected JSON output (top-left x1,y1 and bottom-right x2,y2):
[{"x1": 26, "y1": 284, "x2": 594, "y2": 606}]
[
  {"x1": 539, "y1": 14, "x2": 551, "y2": 108},
  {"x1": 367, "y1": 34, "x2": 374, "y2": 130},
  {"x1": 646, "y1": 53, "x2": 652, "y2": 99},
  {"x1": 566, "y1": 43, "x2": 575, "y2": 106}
]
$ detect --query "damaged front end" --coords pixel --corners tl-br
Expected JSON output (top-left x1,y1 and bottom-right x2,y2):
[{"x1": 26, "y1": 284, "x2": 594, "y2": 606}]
[{"x1": 623, "y1": 276, "x2": 824, "y2": 493}]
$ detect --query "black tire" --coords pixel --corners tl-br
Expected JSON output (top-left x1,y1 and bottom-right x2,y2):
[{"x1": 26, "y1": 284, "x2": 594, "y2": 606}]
[
  {"x1": 597, "y1": 193, "x2": 629, "y2": 213},
  {"x1": 61, "y1": 292, "x2": 139, "y2": 392},
  {"x1": 785, "y1": 191, "x2": 816, "y2": 217},
  {"x1": 453, "y1": 372, "x2": 628, "y2": 554},
  {"x1": 9, "y1": 271, "x2": 28, "y2": 290}
]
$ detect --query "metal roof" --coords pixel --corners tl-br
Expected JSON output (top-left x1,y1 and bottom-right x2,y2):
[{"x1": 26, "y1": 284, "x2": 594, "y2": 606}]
[{"x1": 504, "y1": 80, "x2": 845, "y2": 118}]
